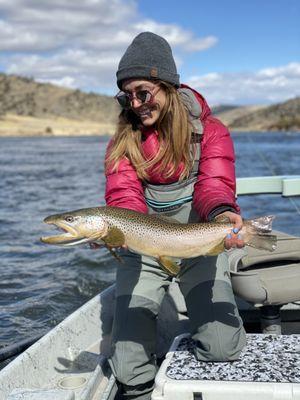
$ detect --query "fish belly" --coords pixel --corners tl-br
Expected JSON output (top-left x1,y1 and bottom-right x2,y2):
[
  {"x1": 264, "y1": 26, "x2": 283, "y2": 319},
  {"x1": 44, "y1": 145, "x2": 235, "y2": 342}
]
[{"x1": 125, "y1": 230, "x2": 225, "y2": 259}]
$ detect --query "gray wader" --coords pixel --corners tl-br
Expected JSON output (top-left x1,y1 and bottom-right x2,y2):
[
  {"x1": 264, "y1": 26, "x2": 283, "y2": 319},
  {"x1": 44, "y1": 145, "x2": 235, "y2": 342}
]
[{"x1": 109, "y1": 142, "x2": 246, "y2": 400}]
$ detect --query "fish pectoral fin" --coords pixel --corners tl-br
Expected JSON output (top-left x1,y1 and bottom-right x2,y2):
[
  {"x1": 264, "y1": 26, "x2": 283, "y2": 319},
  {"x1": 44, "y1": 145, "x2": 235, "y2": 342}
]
[
  {"x1": 102, "y1": 227, "x2": 125, "y2": 264},
  {"x1": 206, "y1": 240, "x2": 225, "y2": 256},
  {"x1": 102, "y1": 227, "x2": 125, "y2": 247},
  {"x1": 158, "y1": 256, "x2": 180, "y2": 276}
]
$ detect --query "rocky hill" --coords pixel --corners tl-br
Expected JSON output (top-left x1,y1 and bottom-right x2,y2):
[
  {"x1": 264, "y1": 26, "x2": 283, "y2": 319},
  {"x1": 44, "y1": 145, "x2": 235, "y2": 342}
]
[
  {"x1": 0, "y1": 73, "x2": 299, "y2": 135},
  {"x1": 214, "y1": 98, "x2": 300, "y2": 132},
  {"x1": 212, "y1": 104, "x2": 266, "y2": 127},
  {"x1": 211, "y1": 105, "x2": 239, "y2": 114}
]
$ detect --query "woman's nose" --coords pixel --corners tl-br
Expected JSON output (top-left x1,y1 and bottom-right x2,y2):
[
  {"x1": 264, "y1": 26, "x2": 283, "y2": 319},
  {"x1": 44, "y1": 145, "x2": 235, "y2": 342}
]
[{"x1": 130, "y1": 97, "x2": 140, "y2": 108}]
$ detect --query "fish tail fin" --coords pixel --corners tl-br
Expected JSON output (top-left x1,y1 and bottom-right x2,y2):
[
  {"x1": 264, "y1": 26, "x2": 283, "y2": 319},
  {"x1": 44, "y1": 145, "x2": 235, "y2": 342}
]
[{"x1": 244, "y1": 215, "x2": 277, "y2": 252}]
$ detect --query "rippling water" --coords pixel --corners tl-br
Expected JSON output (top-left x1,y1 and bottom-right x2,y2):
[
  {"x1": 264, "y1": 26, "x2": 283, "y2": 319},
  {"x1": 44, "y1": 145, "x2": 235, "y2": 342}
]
[{"x1": 0, "y1": 132, "x2": 300, "y2": 362}]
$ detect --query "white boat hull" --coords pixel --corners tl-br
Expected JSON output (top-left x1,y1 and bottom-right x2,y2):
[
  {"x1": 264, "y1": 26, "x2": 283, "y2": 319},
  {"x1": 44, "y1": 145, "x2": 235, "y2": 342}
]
[
  {"x1": 0, "y1": 281, "x2": 190, "y2": 400},
  {"x1": 0, "y1": 286, "x2": 116, "y2": 400}
]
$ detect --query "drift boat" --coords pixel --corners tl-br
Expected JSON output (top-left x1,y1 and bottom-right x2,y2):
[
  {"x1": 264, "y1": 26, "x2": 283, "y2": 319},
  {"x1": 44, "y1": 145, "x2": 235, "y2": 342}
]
[{"x1": 0, "y1": 175, "x2": 300, "y2": 400}]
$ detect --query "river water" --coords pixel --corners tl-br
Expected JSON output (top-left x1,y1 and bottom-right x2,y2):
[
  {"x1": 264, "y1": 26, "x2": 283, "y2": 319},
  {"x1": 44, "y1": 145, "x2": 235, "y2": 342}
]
[{"x1": 0, "y1": 132, "x2": 300, "y2": 363}]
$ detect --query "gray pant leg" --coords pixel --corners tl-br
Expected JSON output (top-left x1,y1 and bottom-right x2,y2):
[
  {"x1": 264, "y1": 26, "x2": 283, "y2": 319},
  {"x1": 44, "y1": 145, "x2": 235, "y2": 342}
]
[
  {"x1": 179, "y1": 252, "x2": 246, "y2": 361},
  {"x1": 110, "y1": 252, "x2": 171, "y2": 399}
]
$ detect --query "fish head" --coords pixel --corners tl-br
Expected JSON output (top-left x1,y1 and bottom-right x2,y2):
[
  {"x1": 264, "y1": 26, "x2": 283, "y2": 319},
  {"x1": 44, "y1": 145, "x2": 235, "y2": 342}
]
[{"x1": 40, "y1": 208, "x2": 108, "y2": 246}]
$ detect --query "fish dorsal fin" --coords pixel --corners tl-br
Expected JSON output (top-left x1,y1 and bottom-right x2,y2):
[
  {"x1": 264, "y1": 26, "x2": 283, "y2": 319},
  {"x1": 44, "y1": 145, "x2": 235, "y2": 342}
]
[
  {"x1": 158, "y1": 256, "x2": 181, "y2": 276},
  {"x1": 102, "y1": 227, "x2": 125, "y2": 247}
]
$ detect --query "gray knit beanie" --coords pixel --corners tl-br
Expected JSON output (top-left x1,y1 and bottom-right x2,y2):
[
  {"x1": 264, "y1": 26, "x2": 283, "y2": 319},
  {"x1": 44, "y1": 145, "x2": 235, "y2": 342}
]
[{"x1": 116, "y1": 32, "x2": 180, "y2": 89}]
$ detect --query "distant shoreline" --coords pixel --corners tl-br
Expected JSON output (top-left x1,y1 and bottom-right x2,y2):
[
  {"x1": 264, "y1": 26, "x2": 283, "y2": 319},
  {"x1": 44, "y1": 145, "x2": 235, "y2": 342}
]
[
  {"x1": 0, "y1": 113, "x2": 299, "y2": 138},
  {"x1": 1, "y1": 74, "x2": 299, "y2": 135},
  {"x1": 0, "y1": 114, "x2": 116, "y2": 137},
  {"x1": 1, "y1": 130, "x2": 299, "y2": 138}
]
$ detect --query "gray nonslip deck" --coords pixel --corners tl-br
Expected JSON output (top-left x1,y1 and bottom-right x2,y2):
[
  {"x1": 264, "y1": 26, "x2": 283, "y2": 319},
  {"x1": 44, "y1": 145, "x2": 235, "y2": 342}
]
[{"x1": 166, "y1": 334, "x2": 300, "y2": 383}]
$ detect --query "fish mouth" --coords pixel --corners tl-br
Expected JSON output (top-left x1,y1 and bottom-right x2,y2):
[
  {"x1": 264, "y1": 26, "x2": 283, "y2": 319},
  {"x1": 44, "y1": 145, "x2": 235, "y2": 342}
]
[{"x1": 40, "y1": 219, "x2": 87, "y2": 246}]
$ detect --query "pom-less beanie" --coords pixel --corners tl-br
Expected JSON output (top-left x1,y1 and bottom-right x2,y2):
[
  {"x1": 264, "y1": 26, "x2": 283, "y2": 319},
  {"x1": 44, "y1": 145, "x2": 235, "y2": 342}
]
[{"x1": 116, "y1": 32, "x2": 180, "y2": 89}]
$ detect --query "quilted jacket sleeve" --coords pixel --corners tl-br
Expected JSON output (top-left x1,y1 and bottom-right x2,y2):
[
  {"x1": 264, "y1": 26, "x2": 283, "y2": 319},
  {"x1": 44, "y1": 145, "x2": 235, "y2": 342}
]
[
  {"x1": 192, "y1": 116, "x2": 240, "y2": 221},
  {"x1": 105, "y1": 141, "x2": 148, "y2": 213}
]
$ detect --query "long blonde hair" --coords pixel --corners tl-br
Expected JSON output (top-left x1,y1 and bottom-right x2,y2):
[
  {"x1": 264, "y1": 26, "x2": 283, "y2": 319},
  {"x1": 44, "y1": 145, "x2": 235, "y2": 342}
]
[{"x1": 106, "y1": 81, "x2": 195, "y2": 181}]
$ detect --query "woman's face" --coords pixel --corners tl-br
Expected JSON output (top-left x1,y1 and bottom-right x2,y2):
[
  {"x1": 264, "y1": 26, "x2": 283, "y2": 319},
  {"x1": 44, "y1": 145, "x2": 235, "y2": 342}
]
[{"x1": 122, "y1": 79, "x2": 167, "y2": 127}]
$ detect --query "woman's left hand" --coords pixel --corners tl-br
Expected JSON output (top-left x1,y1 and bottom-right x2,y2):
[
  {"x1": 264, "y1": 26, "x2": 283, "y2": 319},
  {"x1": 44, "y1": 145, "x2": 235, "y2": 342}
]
[{"x1": 216, "y1": 211, "x2": 245, "y2": 250}]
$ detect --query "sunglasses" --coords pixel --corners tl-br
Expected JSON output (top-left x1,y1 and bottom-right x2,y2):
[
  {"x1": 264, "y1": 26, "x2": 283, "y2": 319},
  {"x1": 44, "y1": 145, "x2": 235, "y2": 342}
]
[{"x1": 115, "y1": 86, "x2": 160, "y2": 109}]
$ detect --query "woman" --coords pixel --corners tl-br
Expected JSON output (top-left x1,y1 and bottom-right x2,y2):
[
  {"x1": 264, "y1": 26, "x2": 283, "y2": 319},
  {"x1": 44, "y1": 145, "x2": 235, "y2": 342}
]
[{"x1": 105, "y1": 32, "x2": 246, "y2": 400}]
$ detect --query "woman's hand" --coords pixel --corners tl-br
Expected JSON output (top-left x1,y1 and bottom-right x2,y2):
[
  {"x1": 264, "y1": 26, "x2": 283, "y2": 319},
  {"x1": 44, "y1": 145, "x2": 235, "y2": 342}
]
[{"x1": 215, "y1": 211, "x2": 245, "y2": 250}]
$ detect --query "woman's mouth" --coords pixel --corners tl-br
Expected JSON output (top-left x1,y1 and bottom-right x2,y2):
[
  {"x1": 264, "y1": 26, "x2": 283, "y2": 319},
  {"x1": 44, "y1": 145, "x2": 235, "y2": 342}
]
[
  {"x1": 135, "y1": 104, "x2": 155, "y2": 118},
  {"x1": 138, "y1": 109, "x2": 152, "y2": 118}
]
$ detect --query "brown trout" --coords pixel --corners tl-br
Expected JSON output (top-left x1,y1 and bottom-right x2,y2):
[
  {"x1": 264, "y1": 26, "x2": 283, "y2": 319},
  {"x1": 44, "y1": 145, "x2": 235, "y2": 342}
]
[{"x1": 41, "y1": 206, "x2": 277, "y2": 275}]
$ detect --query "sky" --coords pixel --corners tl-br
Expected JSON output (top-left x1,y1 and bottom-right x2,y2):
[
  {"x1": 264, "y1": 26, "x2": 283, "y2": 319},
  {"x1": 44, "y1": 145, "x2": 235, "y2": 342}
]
[{"x1": 0, "y1": 0, "x2": 299, "y2": 105}]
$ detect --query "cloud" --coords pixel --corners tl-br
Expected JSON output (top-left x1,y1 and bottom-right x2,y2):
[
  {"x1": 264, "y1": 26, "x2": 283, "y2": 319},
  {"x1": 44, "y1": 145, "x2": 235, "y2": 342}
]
[
  {"x1": 187, "y1": 62, "x2": 300, "y2": 105},
  {"x1": 6, "y1": 49, "x2": 120, "y2": 90},
  {"x1": 0, "y1": 0, "x2": 139, "y2": 52},
  {"x1": 0, "y1": 0, "x2": 217, "y2": 92},
  {"x1": 1, "y1": 1, "x2": 297, "y2": 104},
  {"x1": 132, "y1": 20, "x2": 218, "y2": 52}
]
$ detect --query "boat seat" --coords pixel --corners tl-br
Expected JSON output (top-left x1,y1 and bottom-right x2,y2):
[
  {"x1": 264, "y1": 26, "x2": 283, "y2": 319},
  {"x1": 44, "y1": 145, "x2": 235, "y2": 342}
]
[
  {"x1": 152, "y1": 333, "x2": 300, "y2": 400},
  {"x1": 228, "y1": 230, "x2": 300, "y2": 306},
  {"x1": 158, "y1": 231, "x2": 300, "y2": 349}
]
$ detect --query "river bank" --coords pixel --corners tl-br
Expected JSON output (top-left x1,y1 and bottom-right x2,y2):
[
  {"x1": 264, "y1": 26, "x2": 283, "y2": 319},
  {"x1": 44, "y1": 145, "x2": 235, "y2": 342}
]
[
  {"x1": 1, "y1": 113, "x2": 300, "y2": 136},
  {"x1": 0, "y1": 114, "x2": 116, "y2": 136}
]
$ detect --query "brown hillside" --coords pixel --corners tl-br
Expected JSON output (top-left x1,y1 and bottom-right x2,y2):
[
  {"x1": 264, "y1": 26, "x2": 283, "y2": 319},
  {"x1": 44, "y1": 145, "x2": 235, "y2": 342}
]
[
  {"x1": 0, "y1": 73, "x2": 119, "y2": 123},
  {"x1": 214, "y1": 105, "x2": 267, "y2": 128},
  {"x1": 0, "y1": 73, "x2": 299, "y2": 135},
  {"x1": 227, "y1": 97, "x2": 300, "y2": 131},
  {"x1": 0, "y1": 73, "x2": 120, "y2": 136}
]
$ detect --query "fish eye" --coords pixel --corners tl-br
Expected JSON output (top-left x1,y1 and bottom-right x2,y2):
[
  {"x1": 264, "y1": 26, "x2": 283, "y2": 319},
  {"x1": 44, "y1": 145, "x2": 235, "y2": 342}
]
[{"x1": 65, "y1": 216, "x2": 74, "y2": 223}]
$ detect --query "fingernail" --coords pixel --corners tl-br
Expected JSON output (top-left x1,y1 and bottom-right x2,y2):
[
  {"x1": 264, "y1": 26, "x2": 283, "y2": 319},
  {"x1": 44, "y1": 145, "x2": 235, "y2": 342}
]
[
  {"x1": 226, "y1": 234, "x2": 232, "y2": 239},
  {"x1": 233, "y1": 228, "x2": 239, "y2": 234}
]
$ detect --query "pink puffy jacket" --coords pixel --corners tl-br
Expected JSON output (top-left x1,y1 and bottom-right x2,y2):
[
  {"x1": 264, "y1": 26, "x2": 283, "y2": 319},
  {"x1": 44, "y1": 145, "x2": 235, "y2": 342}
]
[{"x1": 105, "y1": 85, "x2": 240, "y2": 221}]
